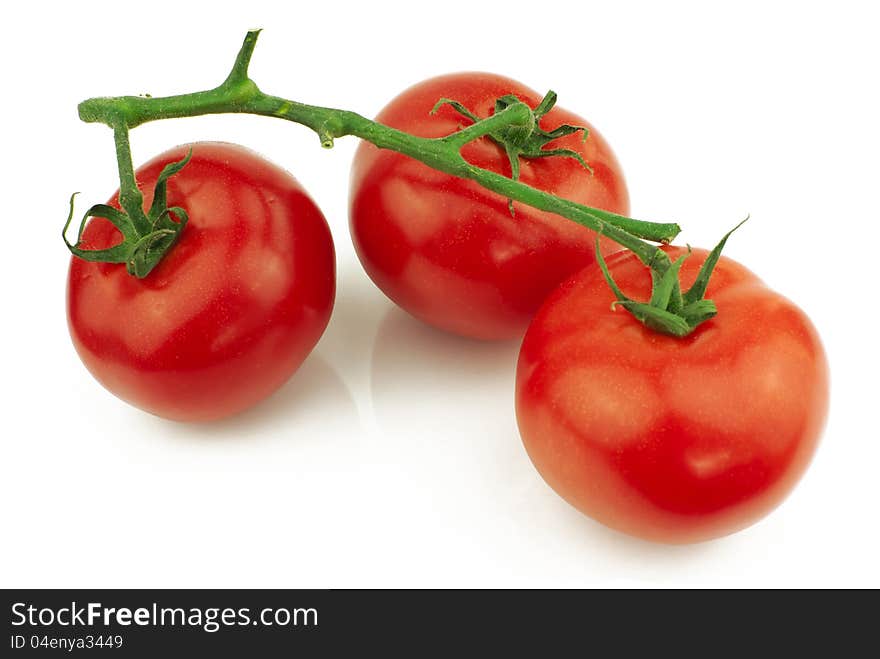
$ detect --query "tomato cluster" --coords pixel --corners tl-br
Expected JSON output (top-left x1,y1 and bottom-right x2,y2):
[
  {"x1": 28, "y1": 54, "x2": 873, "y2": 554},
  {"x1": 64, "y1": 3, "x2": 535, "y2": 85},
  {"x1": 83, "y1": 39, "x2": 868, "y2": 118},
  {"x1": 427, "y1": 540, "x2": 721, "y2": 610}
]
[{"x1": 67, "y1": 74, "x2": 828, "y2": 543}]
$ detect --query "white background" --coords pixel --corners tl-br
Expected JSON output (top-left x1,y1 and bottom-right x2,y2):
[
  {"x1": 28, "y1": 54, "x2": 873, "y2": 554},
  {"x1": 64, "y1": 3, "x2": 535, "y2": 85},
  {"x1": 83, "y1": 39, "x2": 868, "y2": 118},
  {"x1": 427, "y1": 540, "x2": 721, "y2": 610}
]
[{"x1": 1, "y1": 0, "x2": 877, "y2": 588}]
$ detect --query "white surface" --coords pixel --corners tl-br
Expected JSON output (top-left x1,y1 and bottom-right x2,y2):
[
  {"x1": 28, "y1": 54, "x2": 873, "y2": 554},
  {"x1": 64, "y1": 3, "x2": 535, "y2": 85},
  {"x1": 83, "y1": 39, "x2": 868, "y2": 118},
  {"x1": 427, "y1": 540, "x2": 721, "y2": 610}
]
[{"x1": 1, "y1": 0, "x2": 877, "y2": 588}]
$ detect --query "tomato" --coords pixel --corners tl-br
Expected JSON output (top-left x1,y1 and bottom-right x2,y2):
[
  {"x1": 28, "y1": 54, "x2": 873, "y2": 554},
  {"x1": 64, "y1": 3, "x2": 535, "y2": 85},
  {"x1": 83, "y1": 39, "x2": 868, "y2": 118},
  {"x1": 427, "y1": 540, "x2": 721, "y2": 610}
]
[
  {"x1": 515, "y1": 247, "x2": 829, "y2": 543},
  {"x1": 67, "y1": 143, "x2": 335, "y2": 422},
  {"x1": 349, "y1": 73, "x2": 629, "y2": 340}
]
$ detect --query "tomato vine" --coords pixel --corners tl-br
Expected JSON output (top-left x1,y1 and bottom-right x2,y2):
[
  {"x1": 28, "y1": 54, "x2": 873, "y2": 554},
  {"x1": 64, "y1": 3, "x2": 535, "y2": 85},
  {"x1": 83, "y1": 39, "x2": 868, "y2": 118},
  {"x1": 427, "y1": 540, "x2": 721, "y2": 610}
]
[{"x1": 68, "y1": 29, "x2": 737, "y2": 337}]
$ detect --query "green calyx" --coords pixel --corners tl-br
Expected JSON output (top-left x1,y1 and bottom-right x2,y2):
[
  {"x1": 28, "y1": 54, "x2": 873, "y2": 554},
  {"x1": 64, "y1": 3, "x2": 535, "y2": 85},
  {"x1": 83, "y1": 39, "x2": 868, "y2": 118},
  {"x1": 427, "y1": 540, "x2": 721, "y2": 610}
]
[
  {"x1": 431, "y1": 91, "x2": 591, "y2": 215},
  {"x1": 63, "y1": 151, "x2": 191, "y2": 278},
  {"x1": 596, "y1": 218, "x2": 748, "y2": 337}
]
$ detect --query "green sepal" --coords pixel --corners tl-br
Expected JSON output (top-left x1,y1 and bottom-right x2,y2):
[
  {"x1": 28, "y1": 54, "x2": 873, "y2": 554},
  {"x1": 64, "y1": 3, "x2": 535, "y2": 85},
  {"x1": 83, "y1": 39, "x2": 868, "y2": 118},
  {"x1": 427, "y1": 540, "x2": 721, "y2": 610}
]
[
  {"x1": 435, "y1": 90, "x2": 593, "y2": 213},
  {"x1": 592, "y1": 228, "x2": 735, "y2": 338},
  {"x1": 594, "y1": 238, "x2": 692, "y2": 337},
  {"x1": 529, "y1": 147, "x2": 591, "y2": 172},
  {"x1": 430, "y1": 98, "x2": 480, "y2": 123},
  {"x1": 680, "y1": 299, "x2": 718, "y2": 326},
  {"x1": 612, "y1": 301, "x2": 693, "y2": 337},
  {"x1": 532, "y1": 90, "x2": 558, "y2": 118},
  {"x1": 490, "y1": 92, "x2": 591, "y2": 178},
  {"x1": 62, "y1": 151, "x2": 192, "y2": 279},
  {"x1": 649, "y1": 249, "x2": 689, "y2": 310},
  {"x1": 683, "y1": 217, "x2": 748, "y2": 305},
  {"x1": 63, "y1": 195, "x2": 135, "y2": 264},
  {"x1": 594, "y1": 235, "x2": 632, "y2": 305},
  {"x1": 126, "y1": 228, "x2": 180, "y2": 278},
  {"x1": 149, "y1": 150, "x2": 192, "y2": 219},
  {"x1": 125, "y1": 205, "x2": 189, "y2": 277},
  {"x1": 156, "y1": 206, "x2": 189, "y2": 230}
]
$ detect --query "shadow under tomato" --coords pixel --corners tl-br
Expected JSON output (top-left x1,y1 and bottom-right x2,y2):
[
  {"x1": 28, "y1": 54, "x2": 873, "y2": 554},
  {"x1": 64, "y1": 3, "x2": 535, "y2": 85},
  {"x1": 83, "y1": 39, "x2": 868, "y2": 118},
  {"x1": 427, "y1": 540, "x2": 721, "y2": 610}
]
[
  {"x1": 369, "y1": 305, "x2": 521, "y2": 436},
  {"x1": 534, "y1": 490, "x2": 720, "y2": 573},
  {"x1": 145, "y1": 352, "x2": 357, "y2": 443},
  {"x1": 313, "y1": 262, "x2": 392, "y2": 394}
]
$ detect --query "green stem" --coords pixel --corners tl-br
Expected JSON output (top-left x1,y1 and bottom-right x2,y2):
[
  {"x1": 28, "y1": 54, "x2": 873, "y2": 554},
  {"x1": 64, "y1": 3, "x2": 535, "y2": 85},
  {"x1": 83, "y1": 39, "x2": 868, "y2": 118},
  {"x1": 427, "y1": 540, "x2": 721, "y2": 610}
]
[
  {"x1": 78, "y1": 31, "x2": 678, "y2": 263},
  {"x1": 111, "y1": 123, "x2": 150, "y2": 235}
]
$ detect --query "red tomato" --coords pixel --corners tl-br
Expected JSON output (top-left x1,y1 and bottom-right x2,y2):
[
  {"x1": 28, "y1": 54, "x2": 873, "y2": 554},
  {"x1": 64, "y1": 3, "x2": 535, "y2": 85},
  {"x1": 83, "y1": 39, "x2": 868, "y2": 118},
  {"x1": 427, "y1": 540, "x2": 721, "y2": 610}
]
[
  {"x1": 350, "y1": 73, "x2": 629, "y2": 340},
  {"x1": 67, "y1": 143, "x2": 335, "y2": 422},
  {"x1": 516, "y1": 247, "x2": 828, "y2": 543}
]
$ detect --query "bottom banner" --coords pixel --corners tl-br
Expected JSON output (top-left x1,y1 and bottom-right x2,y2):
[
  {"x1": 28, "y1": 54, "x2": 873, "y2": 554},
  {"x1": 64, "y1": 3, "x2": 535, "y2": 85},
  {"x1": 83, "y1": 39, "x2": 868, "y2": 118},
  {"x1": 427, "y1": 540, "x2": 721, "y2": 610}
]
[{"x1": 1, "y1": 589, "x2": 869, "y2": 654}]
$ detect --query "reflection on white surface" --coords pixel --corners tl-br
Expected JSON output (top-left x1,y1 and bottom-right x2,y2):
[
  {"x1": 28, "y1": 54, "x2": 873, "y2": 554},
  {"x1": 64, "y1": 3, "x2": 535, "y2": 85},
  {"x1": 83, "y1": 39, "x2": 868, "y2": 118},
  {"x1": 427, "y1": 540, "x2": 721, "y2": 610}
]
[
  {"x1": 368, "y1": 306, "x2": 525, "y2": 512},
  {"x1": 364, "y1": 307, "x2": 715, "y2": 585},
  {"x1": 149, "y1": 353, "x2": 355, "y2": 438}
]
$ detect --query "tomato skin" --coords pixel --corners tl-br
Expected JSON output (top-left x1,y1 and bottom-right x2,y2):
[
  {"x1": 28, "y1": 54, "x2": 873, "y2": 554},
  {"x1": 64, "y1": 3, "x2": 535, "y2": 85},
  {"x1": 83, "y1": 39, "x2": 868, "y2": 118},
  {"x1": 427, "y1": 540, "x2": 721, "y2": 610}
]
[
  {"x1": 67, "y1": 143, "x2": 335, "y2": 422},
  {"x1": 350, "y1": 72, "x2": 629, "y2": 340},
  {"x1": 515, "y1": 247, "x2": 828, "y2": 543}
]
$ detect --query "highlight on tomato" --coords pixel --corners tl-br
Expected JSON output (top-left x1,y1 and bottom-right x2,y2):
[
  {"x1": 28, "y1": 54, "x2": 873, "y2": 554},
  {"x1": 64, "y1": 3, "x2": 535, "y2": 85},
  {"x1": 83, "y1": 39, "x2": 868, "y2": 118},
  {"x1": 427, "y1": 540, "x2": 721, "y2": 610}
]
[
  {"x1": 515, "y1": 246, "x2": 829, "y2": 543},
  {"x1": 349, "y1": 72, "x2": 629, "y2": 340},
  {"x1": 66, "y1": 142, "x2": 336, "y2": 422}
]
